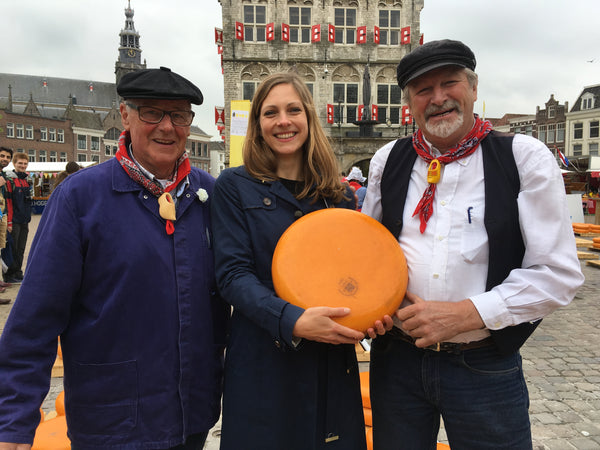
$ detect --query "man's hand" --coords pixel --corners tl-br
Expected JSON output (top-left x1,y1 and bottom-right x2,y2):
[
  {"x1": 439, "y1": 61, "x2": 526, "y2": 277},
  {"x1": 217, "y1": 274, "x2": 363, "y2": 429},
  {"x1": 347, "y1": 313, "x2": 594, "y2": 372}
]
[
  {"x1": 0, "y1": 443, "x2": 32, "y2": 450},
  {"x1": 395, "y1": 292, "x2": 485, "y2": 348},
  {"x1": 366, "y1": 314, "x2": 394, "y2": 339},
  {"x1": 293, "y1": 307, "x2": 365, "y2": 344},
  {"x1": 0, "y1": 177, "x2": 6, "y2": 187}
]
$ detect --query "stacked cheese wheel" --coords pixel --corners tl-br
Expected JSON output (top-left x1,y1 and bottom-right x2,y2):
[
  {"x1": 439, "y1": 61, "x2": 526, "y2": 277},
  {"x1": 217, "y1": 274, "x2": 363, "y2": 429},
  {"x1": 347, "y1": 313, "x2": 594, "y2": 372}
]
[
  {"x1": 572, "y1": 223, "x2": 600, "y2": 234},
  {"x1": 593, "y1": 237, "x2": 600, "y2": 250}
]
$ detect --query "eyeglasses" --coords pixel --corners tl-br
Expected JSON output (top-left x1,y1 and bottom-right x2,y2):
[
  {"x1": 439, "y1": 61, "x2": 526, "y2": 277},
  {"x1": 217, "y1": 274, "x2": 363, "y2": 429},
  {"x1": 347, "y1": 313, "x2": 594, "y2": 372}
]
[{"x1": 126, "y1": 102, "x2": 195, "y2": 127}]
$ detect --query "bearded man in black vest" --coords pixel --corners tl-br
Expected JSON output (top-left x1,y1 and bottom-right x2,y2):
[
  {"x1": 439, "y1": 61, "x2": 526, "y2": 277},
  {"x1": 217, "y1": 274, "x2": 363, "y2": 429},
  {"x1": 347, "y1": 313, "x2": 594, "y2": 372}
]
[{"x1": 363, "y1": 39, "x2": 584, "y2": 449}]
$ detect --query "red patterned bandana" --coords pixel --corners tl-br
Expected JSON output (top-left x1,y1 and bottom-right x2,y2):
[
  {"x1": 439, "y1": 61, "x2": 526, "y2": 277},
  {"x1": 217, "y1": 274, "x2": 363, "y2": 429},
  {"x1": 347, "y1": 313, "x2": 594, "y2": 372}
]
[
  {"x1": 412, "y1": 115, "x2": 493, "y2": 233},
  {"x1": 116, "y1": 130, "x2": 191, "y2": 234}
]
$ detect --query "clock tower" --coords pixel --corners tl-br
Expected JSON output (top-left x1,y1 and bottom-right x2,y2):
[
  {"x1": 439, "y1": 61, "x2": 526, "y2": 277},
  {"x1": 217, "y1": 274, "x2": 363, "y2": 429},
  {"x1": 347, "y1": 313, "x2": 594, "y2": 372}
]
[{"x1": 115, "y1": 0, "x2": 146, "y2": 85}]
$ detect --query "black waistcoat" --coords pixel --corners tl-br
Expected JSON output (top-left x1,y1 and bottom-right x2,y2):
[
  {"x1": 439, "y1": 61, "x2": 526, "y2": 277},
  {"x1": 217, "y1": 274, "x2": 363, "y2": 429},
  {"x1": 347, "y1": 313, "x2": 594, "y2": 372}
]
[{"x1": 380, "y1": 131, "x2": 540, "y2": 355}]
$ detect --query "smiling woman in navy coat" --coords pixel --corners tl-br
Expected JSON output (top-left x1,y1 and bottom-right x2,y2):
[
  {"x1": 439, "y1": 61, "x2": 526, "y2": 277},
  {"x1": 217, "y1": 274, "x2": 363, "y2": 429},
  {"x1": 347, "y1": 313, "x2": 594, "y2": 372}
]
[{"x1": 212, "y1": 73, "x2": 368, "y2": 450}]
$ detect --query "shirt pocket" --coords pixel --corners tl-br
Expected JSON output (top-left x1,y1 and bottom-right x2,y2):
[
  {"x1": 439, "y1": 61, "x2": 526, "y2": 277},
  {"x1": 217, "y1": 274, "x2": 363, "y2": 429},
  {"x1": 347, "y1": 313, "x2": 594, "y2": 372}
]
[
  {"x1": 460, "y1": 204, "x2": 489, "y2": 265},
  {"x1": 66, "y1": 360, "x2": 138, "y2": 437}
]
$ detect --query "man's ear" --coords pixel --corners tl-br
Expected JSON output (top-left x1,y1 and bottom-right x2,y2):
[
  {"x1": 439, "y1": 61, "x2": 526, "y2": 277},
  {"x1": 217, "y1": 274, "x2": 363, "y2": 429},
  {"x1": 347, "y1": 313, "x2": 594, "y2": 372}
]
[{"x1": 120, "y1": 102, "x2": 131, "y2": 130}]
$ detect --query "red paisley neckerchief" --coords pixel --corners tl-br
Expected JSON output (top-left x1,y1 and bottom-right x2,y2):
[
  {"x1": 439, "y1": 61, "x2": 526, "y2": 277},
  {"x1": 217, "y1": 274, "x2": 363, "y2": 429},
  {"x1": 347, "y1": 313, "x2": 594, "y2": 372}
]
[
  {"x1": 116, "y1": 130, "x2": 190, "y2": 234},
  {"x1": 412, "y1": 115, "x2": 493, "y2": 233}
]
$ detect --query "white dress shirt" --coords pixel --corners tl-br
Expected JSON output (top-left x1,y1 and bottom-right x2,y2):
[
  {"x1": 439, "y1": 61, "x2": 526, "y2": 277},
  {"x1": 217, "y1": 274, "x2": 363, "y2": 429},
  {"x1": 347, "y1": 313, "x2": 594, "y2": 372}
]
[{"x1": 362, "y1": 133, "x2": 584, "y2": 343}]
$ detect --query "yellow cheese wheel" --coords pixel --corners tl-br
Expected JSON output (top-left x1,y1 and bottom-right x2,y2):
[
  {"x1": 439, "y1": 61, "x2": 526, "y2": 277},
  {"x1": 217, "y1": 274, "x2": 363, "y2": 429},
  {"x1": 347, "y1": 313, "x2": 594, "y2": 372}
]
[
  {"x1": 32, "y1": 416, "x2": 70, "y2": 450},
  {"x1": 272, "y1": 208, "x2": 408, "y2": 332}
]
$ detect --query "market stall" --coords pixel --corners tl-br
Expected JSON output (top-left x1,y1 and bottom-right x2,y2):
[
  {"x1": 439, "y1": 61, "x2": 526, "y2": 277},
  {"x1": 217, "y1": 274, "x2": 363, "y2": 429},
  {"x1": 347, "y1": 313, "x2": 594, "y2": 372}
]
[{"x1": 4, "y1": 161, "x2": 97, "y2": 214}]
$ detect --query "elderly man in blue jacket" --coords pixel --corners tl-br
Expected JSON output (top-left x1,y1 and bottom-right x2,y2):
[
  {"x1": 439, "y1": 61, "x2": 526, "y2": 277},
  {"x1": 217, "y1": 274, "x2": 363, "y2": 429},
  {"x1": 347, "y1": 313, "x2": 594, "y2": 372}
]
[{"x1": 0, "y1": 67, "x2": 229, "y2": 450}]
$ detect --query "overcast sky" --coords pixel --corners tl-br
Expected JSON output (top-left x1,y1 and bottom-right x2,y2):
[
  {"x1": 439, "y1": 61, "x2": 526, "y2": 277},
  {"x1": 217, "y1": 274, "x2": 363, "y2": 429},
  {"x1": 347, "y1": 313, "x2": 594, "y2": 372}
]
[{"x1": 2, "y1": 0, "x2": 598, "y2": 138}]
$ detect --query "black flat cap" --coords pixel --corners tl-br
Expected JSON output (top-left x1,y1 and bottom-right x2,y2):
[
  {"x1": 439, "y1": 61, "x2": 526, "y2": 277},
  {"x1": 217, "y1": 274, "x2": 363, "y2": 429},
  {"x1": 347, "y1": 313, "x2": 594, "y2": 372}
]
[
  {"x1": 117, "y1": 66, "x2": 203, "y2": 105},
  {"x1": 397, "y1": 39, "x2": 476, "y2": 89}
]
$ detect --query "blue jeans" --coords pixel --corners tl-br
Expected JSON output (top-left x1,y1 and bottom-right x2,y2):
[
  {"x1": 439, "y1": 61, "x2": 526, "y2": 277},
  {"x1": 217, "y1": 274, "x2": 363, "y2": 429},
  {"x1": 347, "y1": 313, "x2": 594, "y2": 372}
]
[{"x1": 370, "y1": 335, "x2": 532, "y2": 450}]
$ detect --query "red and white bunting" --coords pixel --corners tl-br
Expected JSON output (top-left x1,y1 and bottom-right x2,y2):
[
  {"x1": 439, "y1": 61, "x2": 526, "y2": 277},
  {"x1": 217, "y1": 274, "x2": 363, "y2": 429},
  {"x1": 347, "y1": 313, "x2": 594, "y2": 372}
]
[
  {"x1": 328, "y1": 24, "x2": 335, "y2": 43},
  {"x1": 401, "y1": 26, "x2": 411, "y2": 45},
  {"x1": 266, "y1": 23, "x2": 275, "y2": 42},
  {"x1": 357, "y1": 26, "x2": 367, "y2": 44},
  {"x1": 282, "y1": 23, "x2": 290, "y2": 42},
  {"x1": 235, "y1": 22, "x2": 244, "y2": 41},
  {"x1": 217, "y1": 45, "x2": 223, "y2": 55},
  {"x1": 419, "y1": 34, "x2": 424, "y2": 45},
  {"x1": 358, "y1": 105, "x2": 364, "y2": 120},
  {"x1": 374, "y1": 26, "x2": 380, "y2": 44}
]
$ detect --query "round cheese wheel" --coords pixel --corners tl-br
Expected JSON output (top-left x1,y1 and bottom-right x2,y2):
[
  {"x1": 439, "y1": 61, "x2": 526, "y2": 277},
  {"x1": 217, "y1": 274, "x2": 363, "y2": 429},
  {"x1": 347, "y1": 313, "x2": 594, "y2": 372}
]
[{"x1": 272, "y1": 208, "x2": 408, "y2": 332}]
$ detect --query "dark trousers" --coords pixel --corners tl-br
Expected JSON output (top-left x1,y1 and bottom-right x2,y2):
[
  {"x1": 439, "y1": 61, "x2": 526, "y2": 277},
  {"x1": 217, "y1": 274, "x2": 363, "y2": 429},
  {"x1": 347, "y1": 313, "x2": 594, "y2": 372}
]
[
  {"x1": 167, "y1": 432, "x2": 209, "y2": 450},
  {"x1": 370, "y1": 334, "x2": 532, "y2": 450},
  {"x1": 71, "y1": 432, "x2": 209, "y2": 450},
  {"x1": 7, "y1": 222, "x2": 28, "y2": 278}
]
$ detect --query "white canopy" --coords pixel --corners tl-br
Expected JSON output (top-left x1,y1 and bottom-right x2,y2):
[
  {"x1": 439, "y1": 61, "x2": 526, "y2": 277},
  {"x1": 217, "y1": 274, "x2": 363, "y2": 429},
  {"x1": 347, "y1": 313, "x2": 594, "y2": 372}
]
[{"x1": 5, "y1": 161, "x2": 97, "y2": 173}]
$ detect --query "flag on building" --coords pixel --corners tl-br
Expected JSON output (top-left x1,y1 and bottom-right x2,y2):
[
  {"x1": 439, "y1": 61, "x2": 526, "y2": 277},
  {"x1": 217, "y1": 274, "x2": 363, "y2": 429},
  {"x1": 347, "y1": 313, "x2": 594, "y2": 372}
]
[
  {"x1": 282, "y1": 23, "x2": 290, "y2": 42},
  {"x1": 557, "y1": 148, "x2": 569, "y2": 167},
  {"x1": 311, "y1": 24, "x2": 321, "y2": 42},
  {"x1": 357, "y1": 26, "x2": 367, "y2": 44},
  {"x1": 401, "y1": 26, "x2": 411, "y2": 45},
  {"x1": 215, "y1": 28, "x2": 224, "y2": 44},
  {"x1": 402, "y1": 105, "x2": 413, "y2": 125},
  {"x1": 374, "y1": 26, "x2": 380, "y2": 44},
  {"x1": 328, "y1": 24, "x2": 335, "y2": 42},
  {"x1": 371, "y1": 105, "x2": 378, "y2": 121},
  {"x1": 266, "y1": 23, "x2": 275, "y2": 41},
  {"x1": 326, "y1": 104, "x2": 334, "y2": 124},
  {"x1": 235, "y1": 22, "x2": 244, "y2": 41}
]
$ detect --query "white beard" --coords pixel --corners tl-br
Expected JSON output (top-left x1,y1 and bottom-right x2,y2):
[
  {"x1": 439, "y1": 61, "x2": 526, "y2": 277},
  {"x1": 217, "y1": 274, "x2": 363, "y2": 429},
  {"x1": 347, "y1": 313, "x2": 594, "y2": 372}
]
[{"x1": 425, "y1": 110, "x2": 464, "y2": 139}]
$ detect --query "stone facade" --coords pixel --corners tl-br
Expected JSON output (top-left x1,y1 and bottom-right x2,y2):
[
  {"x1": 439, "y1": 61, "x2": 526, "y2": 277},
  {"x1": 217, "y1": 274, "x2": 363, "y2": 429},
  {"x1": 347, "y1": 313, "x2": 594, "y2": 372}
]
[
  {"x1": 565, "y1": 84, "x2": 600, "y2": 170},
  {"x1": 218, "y1": 0, "x2": 424, "y2": 174}
]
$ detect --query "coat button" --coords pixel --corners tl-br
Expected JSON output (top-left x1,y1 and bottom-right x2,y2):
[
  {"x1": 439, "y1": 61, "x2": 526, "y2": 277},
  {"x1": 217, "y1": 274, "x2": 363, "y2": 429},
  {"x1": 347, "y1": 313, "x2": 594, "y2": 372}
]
[
  {"x1": 294, "y1": 210, "x2": 303, "y2": 218},
  {"x1": 143, "y1": 195, "x2": 149, "y2": 199},
  {"x1": 263, "y1": 197, "x2": 272, "y2": 206},
  {"x1": 274, "y1": 340, "x2": 281, "y2": 348}
]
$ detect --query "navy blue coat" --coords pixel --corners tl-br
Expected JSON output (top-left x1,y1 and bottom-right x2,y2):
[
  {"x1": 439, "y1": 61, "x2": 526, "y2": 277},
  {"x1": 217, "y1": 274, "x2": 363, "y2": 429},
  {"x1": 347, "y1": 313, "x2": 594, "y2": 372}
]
[
  {"x1": 212, "y1": 166, "x2": 366, "y2": 450},
  {"x1": 0, "y1": 158, "x2": 229, "y2": 448}
]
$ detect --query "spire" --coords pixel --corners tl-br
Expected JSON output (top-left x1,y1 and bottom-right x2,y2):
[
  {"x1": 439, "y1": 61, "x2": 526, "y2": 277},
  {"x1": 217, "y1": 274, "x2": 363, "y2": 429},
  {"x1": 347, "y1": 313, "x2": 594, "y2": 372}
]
[
  {"x1": 23, "y1": 92, "x2": 41, "y2": 117},
  {"x1": 115, "y1": 0, "x2": 146, "y2": 85},
  {"x1": 119, "y1": 0, "x2": 141, "y2": 58},
  {"x1": 7, "y1": 84, "x2": 13, "y2": 112}
]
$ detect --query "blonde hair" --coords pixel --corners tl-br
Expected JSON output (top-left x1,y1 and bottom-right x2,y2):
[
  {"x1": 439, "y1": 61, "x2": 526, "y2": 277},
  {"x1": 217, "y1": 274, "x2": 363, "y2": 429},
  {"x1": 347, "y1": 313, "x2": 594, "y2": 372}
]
[
  {"x1": 243, "y1": 72, "x2": 346, "y2": 203},
  {"x1": 13, "y1": 152, "x2": 29, "y2": 163}
]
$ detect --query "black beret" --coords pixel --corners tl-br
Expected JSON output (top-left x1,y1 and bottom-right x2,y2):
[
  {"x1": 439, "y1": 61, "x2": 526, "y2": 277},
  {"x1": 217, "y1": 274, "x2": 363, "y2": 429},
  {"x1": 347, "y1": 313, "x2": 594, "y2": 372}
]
[
  {"x1": 117, "y1": 66, "x2": 203, "y2": 105},
  {"x1": 397, "y1": 39, "x2": 476, "y2": 89}
]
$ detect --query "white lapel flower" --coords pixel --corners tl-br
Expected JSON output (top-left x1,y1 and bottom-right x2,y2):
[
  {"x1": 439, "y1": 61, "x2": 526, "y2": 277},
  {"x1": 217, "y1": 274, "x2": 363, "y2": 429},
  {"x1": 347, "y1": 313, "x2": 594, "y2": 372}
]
[{"x1": 196, "y1": 188, "x2": 209, "y2": 203}]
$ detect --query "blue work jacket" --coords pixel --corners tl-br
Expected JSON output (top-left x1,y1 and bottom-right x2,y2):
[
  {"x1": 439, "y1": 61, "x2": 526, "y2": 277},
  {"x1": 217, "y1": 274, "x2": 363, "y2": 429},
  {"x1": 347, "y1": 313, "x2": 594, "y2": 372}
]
[
  {"x1": 212, "y1": 167, "x2": 366, "y2": 450},
  {"x1": 0, "y1": 158, "x2": 229, "y2": 448}
]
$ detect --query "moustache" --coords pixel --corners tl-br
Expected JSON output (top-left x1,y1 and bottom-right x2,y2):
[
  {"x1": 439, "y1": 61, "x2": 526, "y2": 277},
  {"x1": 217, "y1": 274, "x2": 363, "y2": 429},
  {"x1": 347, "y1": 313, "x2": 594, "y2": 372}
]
[{"x1": 425, "y1": 101, "x2": 461, "y2": 119}]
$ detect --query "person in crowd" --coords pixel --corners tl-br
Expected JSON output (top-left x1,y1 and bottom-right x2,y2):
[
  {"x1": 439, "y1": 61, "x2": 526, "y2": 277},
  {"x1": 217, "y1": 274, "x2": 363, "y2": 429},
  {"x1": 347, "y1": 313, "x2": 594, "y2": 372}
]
[
  {"x1": 0, "y1": 66, "x2": 229, "y2": 450},
  {"x1": 211, "y1": 72, "x2": 368, "y2": 450},
  {"x1": 52, "y1": 161, "x2": 81, "y2": 191},
  {"x1": 345, "y1": 167, "x2": 367, "y2": 211},
  {"x1": 4, "y1": 153, "x2": 32, "y2": 283},
  {"x1": 0, "y1": 147, "x2": 13, "y2": 302},
  {"x1": 363, "y1": 39, "x2": 584, "y2": 449}
]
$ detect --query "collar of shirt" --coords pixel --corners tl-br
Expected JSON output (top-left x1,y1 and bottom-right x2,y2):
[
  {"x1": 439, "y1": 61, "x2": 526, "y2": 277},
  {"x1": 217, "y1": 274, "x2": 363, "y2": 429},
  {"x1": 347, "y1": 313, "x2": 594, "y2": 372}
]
[{"x1": 128, "y1": 144, "x2": 190, "y2": 199}]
